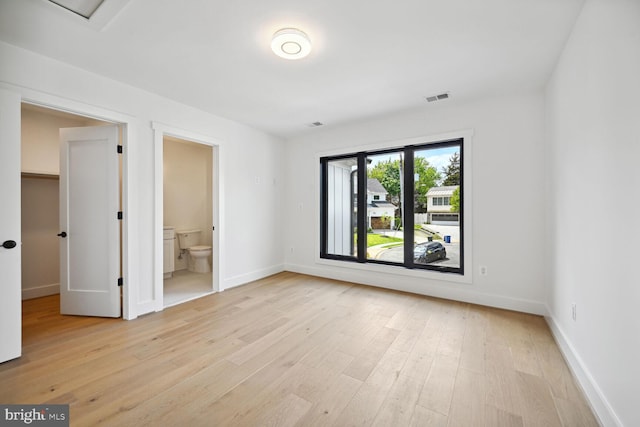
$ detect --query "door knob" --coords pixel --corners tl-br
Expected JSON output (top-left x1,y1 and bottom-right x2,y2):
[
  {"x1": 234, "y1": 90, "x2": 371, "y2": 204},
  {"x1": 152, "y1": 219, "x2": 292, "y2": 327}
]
[
  {"x1": 57, "y1": 232, "x2": 67, "y2": 238},
  {"x1": 2, "y1": 240, "x2": 17, "y2": 249}
]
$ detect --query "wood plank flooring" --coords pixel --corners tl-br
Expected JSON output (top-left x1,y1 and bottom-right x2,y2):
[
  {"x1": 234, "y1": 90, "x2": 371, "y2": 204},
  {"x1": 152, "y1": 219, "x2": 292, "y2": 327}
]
[{"x1": 0, "y1": 272, "x2": 599, "y2": 426}]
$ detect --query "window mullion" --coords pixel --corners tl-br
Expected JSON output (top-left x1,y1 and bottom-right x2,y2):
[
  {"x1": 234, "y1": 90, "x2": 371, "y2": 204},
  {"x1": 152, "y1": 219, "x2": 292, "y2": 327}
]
[
  {"x1": 356, "y1": 154, "x2": 367, "y2": 262},
  {"x1": 403, "y1": 148, "x2": 415, "y2": 267}
]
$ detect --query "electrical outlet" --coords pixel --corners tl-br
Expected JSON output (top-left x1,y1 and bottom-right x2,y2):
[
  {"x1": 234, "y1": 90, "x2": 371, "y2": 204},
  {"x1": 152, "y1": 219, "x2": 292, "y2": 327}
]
[
  {"x1": 479, "y1": 266, "x2": 488, "y2": 276},
  {"x1": 571, "y1": 303, "x2": 577, "y2": 321}
]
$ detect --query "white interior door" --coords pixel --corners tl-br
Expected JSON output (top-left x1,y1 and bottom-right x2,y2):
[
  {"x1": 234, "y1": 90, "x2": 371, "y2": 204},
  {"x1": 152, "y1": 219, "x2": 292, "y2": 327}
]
[
  {"x1": 60, "y1": 125, "x2": 121, "y2": 317},
  {"x1": 0, "y1": 89, "x2": 22, "y2": 363}
]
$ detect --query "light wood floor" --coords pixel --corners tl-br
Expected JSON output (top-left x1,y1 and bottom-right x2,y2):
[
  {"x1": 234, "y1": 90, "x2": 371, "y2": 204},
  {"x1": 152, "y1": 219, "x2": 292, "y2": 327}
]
[{"x1": 1, "y1": 272, "x2": 599, "y2": 426}]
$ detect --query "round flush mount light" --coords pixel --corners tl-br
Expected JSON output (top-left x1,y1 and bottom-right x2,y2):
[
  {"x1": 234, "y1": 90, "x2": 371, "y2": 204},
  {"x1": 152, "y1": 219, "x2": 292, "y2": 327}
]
[{"x1": 271, "y1": 28, "x2": 311, "y2": 60}]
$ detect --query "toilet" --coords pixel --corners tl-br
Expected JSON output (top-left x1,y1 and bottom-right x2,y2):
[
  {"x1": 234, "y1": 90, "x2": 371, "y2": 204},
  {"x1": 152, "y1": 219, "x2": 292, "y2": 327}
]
[{"x1": 176, "y1": 229, "x2": 212, "y2": 273}]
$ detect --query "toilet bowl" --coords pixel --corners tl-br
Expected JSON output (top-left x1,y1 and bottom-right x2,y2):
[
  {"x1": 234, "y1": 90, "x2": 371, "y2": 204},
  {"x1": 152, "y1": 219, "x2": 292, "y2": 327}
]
[
  {"x1": 188, "y1": 245, "x2": 212, "y2": 273},
  {"x1": 176, "y1": 229, "x2": 212, "y2": 273}
]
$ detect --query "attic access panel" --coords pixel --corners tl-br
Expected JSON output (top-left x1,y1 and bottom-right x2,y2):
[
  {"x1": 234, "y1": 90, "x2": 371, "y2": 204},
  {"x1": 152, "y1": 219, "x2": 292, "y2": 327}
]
[{"x1": 48, "y1": 0, "x2": 104, "y2": 19}]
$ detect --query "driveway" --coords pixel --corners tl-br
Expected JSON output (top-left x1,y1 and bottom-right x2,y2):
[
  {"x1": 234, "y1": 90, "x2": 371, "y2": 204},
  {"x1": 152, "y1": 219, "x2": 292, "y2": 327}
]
[
  {"x1": 374, "y1": 242, "x2": 460, "y2": 267},
  {"x1": 370, "y1": 224, "x2": 461, "y2": 267},
  {"x1": 420, "y1": 224, "x2": 460, "y2": 243}
]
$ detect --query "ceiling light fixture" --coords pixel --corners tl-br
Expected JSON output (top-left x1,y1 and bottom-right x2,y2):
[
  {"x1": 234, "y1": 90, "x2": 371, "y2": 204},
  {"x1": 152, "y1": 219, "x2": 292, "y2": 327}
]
[{"x1": 271, "y1": 28, "x2": 312, "y2": 60}]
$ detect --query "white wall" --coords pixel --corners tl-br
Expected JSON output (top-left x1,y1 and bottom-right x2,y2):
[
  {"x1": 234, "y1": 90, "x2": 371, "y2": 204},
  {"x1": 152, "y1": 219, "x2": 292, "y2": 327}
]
[
  {"x1": 21, "y1": 105, "x2": 103, "y2": 174},
  {"x1": 545, "y1": 1, "x2": 640, "y2": 425},
  {"x1": 0, "y1": 41, "x2": 285, "y2": 317},
  {"x1": 21, "y1": 176, "x2": 59, "y2": 298},
  {"x1": 284, "y1": 92, "x2": 547, "y2": 314},
  {"x1": 163, "y1": 137, "x2": 212, "y2": 271}
]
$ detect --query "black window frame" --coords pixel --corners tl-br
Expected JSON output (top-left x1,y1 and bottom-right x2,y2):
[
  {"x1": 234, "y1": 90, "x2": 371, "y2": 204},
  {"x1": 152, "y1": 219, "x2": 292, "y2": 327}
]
[{"x1": 320, "y1": 138, "x2": 464, "y2": 275}]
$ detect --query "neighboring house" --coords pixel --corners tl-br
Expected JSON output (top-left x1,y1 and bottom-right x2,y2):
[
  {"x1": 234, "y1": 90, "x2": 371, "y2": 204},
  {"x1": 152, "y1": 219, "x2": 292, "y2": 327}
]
[
  {"x1": 426, "y1": 186, "x2": 459, "y2": 225},
  {"x1": 367, "y1": 178, "x2": 396, "y2": 230}
]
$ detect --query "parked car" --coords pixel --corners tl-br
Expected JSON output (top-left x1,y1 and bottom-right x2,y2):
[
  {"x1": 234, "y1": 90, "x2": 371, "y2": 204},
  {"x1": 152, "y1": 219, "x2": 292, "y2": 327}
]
[{"x1": 414, "y1": 241, "x2": 446, "y2": 263}]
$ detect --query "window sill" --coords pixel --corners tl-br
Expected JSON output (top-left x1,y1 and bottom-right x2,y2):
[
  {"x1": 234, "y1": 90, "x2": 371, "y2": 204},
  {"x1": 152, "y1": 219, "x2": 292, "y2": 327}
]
[{"x1": 316, "y1": 256, "x2": 472, "y2": 285}]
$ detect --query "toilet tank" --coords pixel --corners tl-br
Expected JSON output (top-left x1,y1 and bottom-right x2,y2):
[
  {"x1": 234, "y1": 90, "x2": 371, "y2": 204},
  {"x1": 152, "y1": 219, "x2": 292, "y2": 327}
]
[{"x1": 177, "y1": 229, "x2": 201, "y2": 249}]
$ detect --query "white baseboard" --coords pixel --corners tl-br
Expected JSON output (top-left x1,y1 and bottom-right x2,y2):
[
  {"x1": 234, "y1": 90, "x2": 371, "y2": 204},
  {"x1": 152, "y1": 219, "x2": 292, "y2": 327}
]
[
  {"x1": 545, "y1": 311, "x2": 620, "y2": 427},
  {"x1": 22, "y1": 283, "x2": 59, "y2": 300},
  {"x1": 284, "y1": 263, "x2": 547, "y2": 315},
  {"x1": 222, "y1": 264, "x2": 285, "y2": 291}
]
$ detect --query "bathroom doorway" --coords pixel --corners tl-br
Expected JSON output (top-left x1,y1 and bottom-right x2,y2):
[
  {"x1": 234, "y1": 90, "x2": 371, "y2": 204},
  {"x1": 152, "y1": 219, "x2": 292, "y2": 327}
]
[
  {"x1": 20, "y1": 103, "x2": 124, "y2": 314},
  {"x1": 161, "y1": 134, "x2": 217, "y2": 307}
]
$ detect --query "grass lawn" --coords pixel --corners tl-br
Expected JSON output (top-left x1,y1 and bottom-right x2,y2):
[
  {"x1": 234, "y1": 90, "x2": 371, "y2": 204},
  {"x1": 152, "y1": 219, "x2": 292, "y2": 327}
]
[{"x1": 367, "y1": 233, "x2": 403, "y2": 247}]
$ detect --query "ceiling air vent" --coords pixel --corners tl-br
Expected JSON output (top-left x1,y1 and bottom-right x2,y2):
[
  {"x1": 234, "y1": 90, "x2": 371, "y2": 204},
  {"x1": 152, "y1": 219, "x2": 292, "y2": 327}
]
[{"x1": 425, "y1": 92, "x2": 450, "y2": 103}]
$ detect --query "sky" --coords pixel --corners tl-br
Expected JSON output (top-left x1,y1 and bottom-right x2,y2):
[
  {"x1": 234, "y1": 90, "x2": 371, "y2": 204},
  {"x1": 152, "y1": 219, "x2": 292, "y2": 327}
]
[
  {"x1": 368, "y1": 145, "x2": 459, "y2": 180},
  {"x1": 417, "y1": 146, "x2": 458, "y2": 174}
]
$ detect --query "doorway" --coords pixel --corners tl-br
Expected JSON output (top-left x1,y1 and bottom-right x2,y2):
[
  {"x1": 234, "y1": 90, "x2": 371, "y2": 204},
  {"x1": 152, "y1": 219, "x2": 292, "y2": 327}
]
[
  {"x1": 153, "y1": 124, "x2": 220, "y2": 309},
  {"x1": 1, "y1": 88, "x2": 136, "y2": 363},
  {"x1": 162, "y1": 136, "x2": 214, "y2": 306},
  {"x1": 20, "y1": 103, "x2": 122, "y2": 314}
]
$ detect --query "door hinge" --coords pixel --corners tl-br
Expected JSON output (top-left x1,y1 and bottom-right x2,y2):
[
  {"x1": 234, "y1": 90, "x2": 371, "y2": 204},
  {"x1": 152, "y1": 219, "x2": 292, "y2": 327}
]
[
  {"x1": 117, "y1": 211, "x2": 123, "y2": 220},
  {"x1": 117, "y1": 277, "x2": 123, "y2": 287},
  {"x1": 117, "y1": 145, "x2": 123, "y2": 154}
]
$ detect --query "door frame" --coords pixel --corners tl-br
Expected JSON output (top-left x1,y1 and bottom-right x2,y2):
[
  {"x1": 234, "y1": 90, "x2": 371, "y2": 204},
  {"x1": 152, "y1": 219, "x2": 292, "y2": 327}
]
[
  {"x1": 152, "y1": 122, "x2": 221, "y2": 311},
  {"x1": 3, "y1": 82, "x2": 139, "y2": 320}
]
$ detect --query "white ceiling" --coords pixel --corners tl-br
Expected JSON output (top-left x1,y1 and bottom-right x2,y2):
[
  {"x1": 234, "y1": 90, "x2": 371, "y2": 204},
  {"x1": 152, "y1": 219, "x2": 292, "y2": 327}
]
[{"x1": 0, "y1": 0, "x2": 585, "y2": 138}]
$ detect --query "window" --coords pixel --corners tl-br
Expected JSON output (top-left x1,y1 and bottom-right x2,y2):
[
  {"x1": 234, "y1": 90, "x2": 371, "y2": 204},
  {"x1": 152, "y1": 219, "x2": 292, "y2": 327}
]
[
  {"x1": 373, "y1": 195, "x2": 380, "y2": 201},
  {"x1": 321, "y1": 139, "x2": 463, "y2": 274},
  {"x1": 433, "y1": 196, "x2": 451, "y2": 206},
  {"x1": 323, "y1": 156, "x2": 358, "y2": 258}
]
